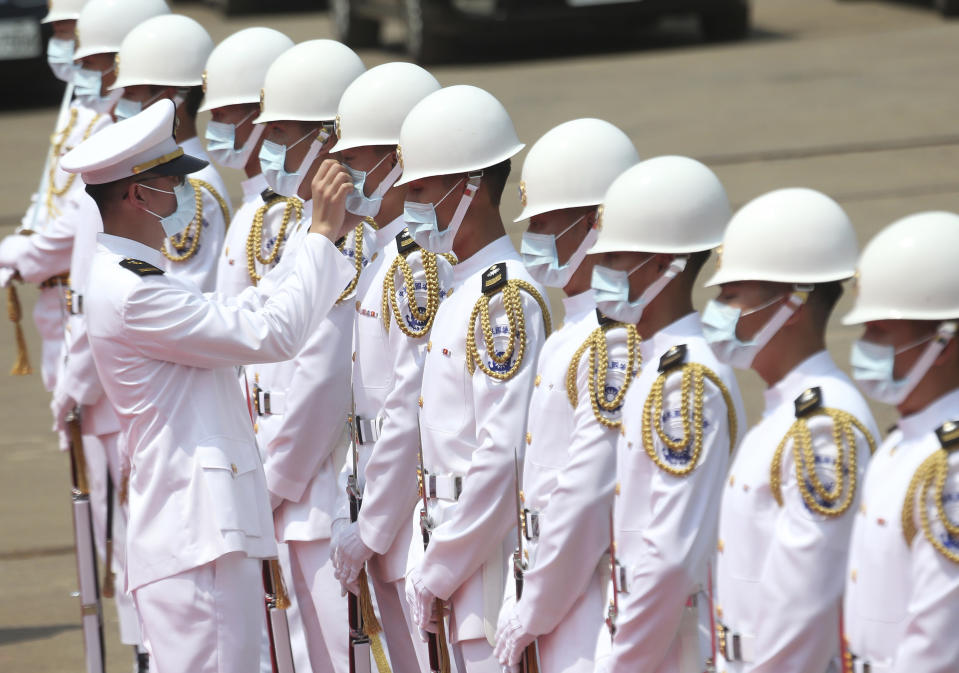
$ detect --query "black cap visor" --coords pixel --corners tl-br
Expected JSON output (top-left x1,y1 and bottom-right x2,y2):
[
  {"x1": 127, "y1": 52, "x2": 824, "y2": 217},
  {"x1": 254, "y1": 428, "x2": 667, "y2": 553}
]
[{"x1": 148, "y1": 153, "x2": 209, "y2": 178}]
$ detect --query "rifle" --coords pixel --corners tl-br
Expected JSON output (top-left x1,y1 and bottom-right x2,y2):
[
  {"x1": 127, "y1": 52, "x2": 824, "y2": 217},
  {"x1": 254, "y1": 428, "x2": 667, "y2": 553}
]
[
  {"x1": 262, "y1": 559, "x2": 295, "y2": 673},
  {"x1": 416, "y1": 413, "x2": 451, "y2": 673},
  {"x1": 605, "y1": 510, "x2": 619, "y2": 640},
  {"x1": 511, "y1": 448, "x2": 540, "y2": 673},
  {"x1": 66, "y1": 408, "x2": 106, "y2": 673},
  {"x1": 346, "y1": 394, "x2": 372, "y2": 673},
  {"x1": 101, "y1": 472, "x2": 115, "y2": 598}
]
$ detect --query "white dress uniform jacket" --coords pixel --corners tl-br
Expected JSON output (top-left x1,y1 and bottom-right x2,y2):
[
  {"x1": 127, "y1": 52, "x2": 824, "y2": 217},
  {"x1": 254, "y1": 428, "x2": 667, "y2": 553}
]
[
  {"x1": 602, "y1": 312, "x2": 746, "y2": 673},
  {"x1": 215, "y1": 173, "x2": 268, "y2": 297},
  {"x1": 844, "y1": 387, "x2": 959, "y2": 672},
  {"x1": 512, "y1": 290, "x2": 625, "y2": 673},
  {"x1": 714, "y1": 350, "x2": 877, "y2": 673},
  {"x1": 413, "y1": 235, "x2": 550, "y2": 644},
  {"x1": 85, "y1": 230, "x2": 354, "y2": 591}
]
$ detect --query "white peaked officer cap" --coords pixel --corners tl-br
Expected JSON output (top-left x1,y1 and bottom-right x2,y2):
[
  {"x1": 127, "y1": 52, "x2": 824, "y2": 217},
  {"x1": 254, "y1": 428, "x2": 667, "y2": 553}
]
[
  {"x1": 73, "y1": 0, "x2": 170, "y2": 60},
  {"x1": 61, "y1": 99, "x2": 208, "y2": 185},
  {"x1": 43, "y1": 0, "x2": 89, "y2": 24},
  {"x1": 199, "y1": 27, "x2": 294, "y2": 112}
]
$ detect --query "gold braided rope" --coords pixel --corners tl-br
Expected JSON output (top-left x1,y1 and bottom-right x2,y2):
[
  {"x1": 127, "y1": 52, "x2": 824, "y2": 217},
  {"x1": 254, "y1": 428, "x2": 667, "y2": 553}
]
[
  {"x1": 641, "y1": 363, "x2": 737, "y2": 477},
  {"x1": 336, "y1": 219, "x2": 373, "y2": 304},
  {"x1": 382, "y1": 249, "x2": 442, "y2": 338},
  {"x1": 466, "y1": 280, "x2": 551, "y2": 381},
  {"x1": 566, "y1": 323, "x2": 641, "y2": 428},
  {"x1": 245, "y1": 196, "x2": 302, "y2": 285},
  {"x1": 903, "y1": 450, "x2": 959, "y2": 563},
  {"x1": 45, "y1": 111, "x2": 100, "y2": 218},
  {"x1": 770, "y1": 409, "x2": 876, "y2": 517},
  {"x1": 358, "y1": 569, "x2": 393, "y2": 673},
  {"x1": 161, "y1": 179, "x2": 231, "y2": 263}
]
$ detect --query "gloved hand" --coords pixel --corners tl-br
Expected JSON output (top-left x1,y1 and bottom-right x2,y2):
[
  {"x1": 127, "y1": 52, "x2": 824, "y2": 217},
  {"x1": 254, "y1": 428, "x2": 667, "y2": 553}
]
[
  {"x1": 405, "y1": 566, "x2": 439, "y2": 633},
  {"x1": 329, "y1": 517, "x2": 349, "y2": 561},
  {"x1": 332, "y1": 522, "x2": 374, "y2": 595},
  {"x1": 50, "y1": 389, "x2": 76, "y2": 434},
  {"x1": 493, "y1": 595, "x2": 535, "y2": 668}
]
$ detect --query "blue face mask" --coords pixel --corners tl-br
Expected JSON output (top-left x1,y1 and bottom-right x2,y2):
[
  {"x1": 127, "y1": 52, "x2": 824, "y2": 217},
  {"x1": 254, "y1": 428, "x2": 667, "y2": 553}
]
[
  {"x1": 205, "y1": 112, "x2": 262, "y2": 169},
  {"x1": 701, "y1": 291, "x2": 805, "y2": 370},
  {"x1": 139, "y1": 180, "x2": 197, "y2": 237},
  {"x1": 520, "y1": 214, "x2": 596, "y2": 289},
  {"x1": 404, "y1": 175, "x2": 480, "y2": 255},
  {"x1": 850, "y1": 328, "x2": 951, "y2": 405},
  {"x1": 343, "y1": 152, "x2": 402, "y2": 218},
  {"x1": 259, "y1": 127, "x2": 329, "y2": 198},
  {"x1": 47, "y1": 38, "x2": 76, "y2": 83}
]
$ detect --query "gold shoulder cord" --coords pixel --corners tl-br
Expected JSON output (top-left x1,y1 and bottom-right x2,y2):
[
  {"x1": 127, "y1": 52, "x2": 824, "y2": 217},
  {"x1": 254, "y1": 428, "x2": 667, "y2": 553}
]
[
  {"x1": 903, "y1": 449, "x2": 959, "y2": 563},
  {"x1": 466, "y1": 280, "x2": 551, "y2": 381},
  {"x1": 162, "y1": 179, "x2": 231, "y2": 263},
  {"x1": 642, "y1": 363, "x2": 738, "y2": 477},
  {"x1": 566, "y1": 323, "x2": 641, "y2": 428},
  {"x1": 381, "y1": 249, "x2": 442, "y2": 338},
  {"x1": 770, "y1": 409, "x2": 876, "y2": 517},
  {"x1": 335, "y1": 218, "x2": 375, "y2": 304},
  {"x1": 245, "y1": 196, "x2": 302, "y2": 285},
  {"x1": 45, "y1": 111, "x2": 100, "y2": 218}
]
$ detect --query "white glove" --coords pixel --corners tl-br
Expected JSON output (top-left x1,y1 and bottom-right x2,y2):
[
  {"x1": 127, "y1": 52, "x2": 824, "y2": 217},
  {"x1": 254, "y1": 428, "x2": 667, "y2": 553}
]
[
  {"x1": 329, "y1": 517, "x2": 349, "y2": 560},
  {"x1": 405, "y1": 566, "x2": 439, "y2": 633},
  {"x1": 0, "y1": 267, "x2": 16, "y2": 287},
  {"x1": 332, "y1": 522, "x2": 374, "y2": 594},
  {"x1": 50, "y1": 390, "x2": 76, "y2": 434},
  {"x1": 493, "y1": 595, "x2": 535, "y2": 667}
]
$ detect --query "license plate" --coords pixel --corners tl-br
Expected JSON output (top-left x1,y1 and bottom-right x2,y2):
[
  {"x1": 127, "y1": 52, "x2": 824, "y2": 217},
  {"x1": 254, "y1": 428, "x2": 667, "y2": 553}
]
[{"x1": 0, "y1": 18, "x2": 42, "y2": 60}]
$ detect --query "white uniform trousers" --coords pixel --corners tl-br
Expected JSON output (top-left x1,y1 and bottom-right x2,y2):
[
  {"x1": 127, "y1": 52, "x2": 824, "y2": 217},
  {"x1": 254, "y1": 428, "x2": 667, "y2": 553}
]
[
  {"x1": 133, "y1": 551, "x2": 262, "y2": 673},
  {"x1": 288, "y1": 539, "x2": 350, "y2": 673},
  {"x1": 451, "y1": 637, "x2": 498, "y2": 673},
  {"x1": 34, "y1": 286, "x2": 65, "y2": 392},
  {"x1": 536, "y1": 567, "x2": 606, "y2": 673},
  {"x1": 368, "y1": 569, "x2": 431, "y2": 673}
]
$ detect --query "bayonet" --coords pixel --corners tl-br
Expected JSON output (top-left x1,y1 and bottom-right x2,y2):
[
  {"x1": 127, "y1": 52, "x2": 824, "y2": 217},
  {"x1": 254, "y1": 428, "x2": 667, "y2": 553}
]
[
  {"x1": 346, "y1": 388, "x2": 372, "y2": 673},
  {"x1": 512, "y1": 447, "x2": 540, "y2": 673}
]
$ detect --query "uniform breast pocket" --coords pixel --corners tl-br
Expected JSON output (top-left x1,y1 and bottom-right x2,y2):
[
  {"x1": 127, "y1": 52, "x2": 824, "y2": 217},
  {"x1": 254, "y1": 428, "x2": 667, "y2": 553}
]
[
  {"x1": 355, "y1": 311, "x2": 392, "y2": 391},
  {"x1": 422, "y1": 350, "x2": 470, "y2": 434},
  {"x1": 197, "y1": 443, "x2": 262, "y2": 537},
  {"x1": 856, "y1": 528, "x2": 909, "y2": 625}
]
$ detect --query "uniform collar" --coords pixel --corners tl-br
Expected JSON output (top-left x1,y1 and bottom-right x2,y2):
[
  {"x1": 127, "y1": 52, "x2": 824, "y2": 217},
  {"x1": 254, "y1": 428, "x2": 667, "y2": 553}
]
[
  {"x1": 640, "y1": 311, "x2": 702, "y2": 360},
  {"x1": 562, "y1": 289, "x2": 596, "y2": 323},
  {"x1": 98, "y1": 233, "x2": 167, "y2": 270},
  {"x1": 179, "y1": 136, "x2": 209, "y2": 161},
  {"x1": 898, "y1": 387, "x2": 959, "y2": 441},
  {"x1": 763, "y1": 350, "x2": 836, "y2": 415},
  {"x1": 453, "y1": 234, "x2": 518, "y2": 283},
  {"x1": 374, "y1": 215, "x2": 407, "y2": 250},
  {"x1": 242, "y1": 173, "x2": 267, "y2": 200}
]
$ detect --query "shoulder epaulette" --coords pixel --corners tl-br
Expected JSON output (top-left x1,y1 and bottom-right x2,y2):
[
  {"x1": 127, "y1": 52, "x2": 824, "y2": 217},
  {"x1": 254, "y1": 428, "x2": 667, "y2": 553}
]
[
  {"x1": 902, "y1": 419, "x2": 959, "y2": 563},
  {"x1": 396, "y1": 228, "x2": 420, "y2": 257},
  {"x1": 261, "y1": 187, "x2": 281, "y2": 203},
  {"x1": 247, "y1": 194, "x2": 302, "y2": 285},
  {"x1": 566, "y1": 316, "x2": 641, "y2": 429},
  {"x1": 119, "y1": 258, "x2": 164, "y2": 277},
  {"x1": 382, "y1": 230, "x2": 443, "y2": 338},
  {"x1": 770, "y1": 387, "x2": 875, "y2": 518},
  {"x1": 466, "y1": 264, "x2": 551, "y2": 381},
  {"x1": 596, "y1": 308, "x2": 616, "y2": 327},
  {"x1": 642, "y1": 349, "x2": 737, "y2": 478}
]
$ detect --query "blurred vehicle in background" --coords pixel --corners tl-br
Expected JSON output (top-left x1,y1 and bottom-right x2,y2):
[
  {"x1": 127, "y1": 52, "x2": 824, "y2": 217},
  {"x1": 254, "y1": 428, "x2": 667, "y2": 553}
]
[
  {"x1": 0, "y1": 0, "x2": 58, "y2": 99},
  {"x1": 332, "y1": 0, "x2": 750, "y2": 63}
]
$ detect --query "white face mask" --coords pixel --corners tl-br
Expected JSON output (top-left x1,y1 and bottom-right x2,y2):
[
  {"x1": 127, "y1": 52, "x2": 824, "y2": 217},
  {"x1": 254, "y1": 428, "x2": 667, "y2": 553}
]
[
  {"x1": 47, "y1": 38, "x2": 76, "y2": 83},
  {"x1": 139, "y1": 180, "x2": 197, "y2": 236},
  {"x1": 521, "y1": 214, "x2": 598, "y2": 289},
  {"x1": 258, "y1": 126, "x2": 331, "y2": 198},
  {"x1": 343, "y1": 152, "x2": 403, "y2": 218},
  {"x1": 114, "y1": 90, "x2": 177, "y2": 122},
  {"x1": 850, "y1": 323, "x2": 956, "y2": 405},
  {"x1": 73, "y1": 64, "x2": 116, "y2": 110},
  {"x1": 404, "y1": 174, "x2": 481, "y2": 255},
  {"x1": 205, "y1": 111, "x2": 262, "y2": 169},
  {"x1": 591, "y1": 255, "x2": 687, "y2": 325}
]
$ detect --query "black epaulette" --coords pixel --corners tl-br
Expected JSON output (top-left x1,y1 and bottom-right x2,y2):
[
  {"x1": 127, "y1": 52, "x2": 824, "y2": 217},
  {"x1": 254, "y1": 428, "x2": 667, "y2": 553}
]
[
  {"x1": 396, "y1": 228, "x2": 419, "y2": 257},
  {"x1": 658, "y1": 344, "x2": 687, "y2": 373},
  {"x1": 596, "y1": 309, "x2": 616, "y2": 327},
  {"x1": 794, "y1": 387, "x2": 823, "y2": 418},
  {"x1": 260, "y1": 187, "x2": 281, "y2": 204},
  {"x1": 936, "y1": 420, "x2": 959, "y2": 452},
  {"x1": 481, "y1": 262, "x2": 508, "y2": 295},
  {"x1": 119, "y1": 258, "x2": 164, "y2": 277}
]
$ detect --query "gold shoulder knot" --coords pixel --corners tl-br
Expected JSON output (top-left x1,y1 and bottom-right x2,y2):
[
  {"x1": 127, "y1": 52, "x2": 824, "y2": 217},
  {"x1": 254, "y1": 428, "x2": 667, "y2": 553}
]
[
  {"x1": 162, "y1": 178, "x2": 231, "y2": 264},
  {"x1": 902, "y1": 420, "x2": 959, "y2": 563},
  {"x1": 381, "y1": 228, "x2": 445, "y2": 338},
  {"x1": 770, "y1": 387, "x2": 876, "y2": 517},
  {"x1": 642, "y1": 346, "x2": 738, "y2": 477},
  {"x1": 335, "y1": 218, "x2": 375, "y2": 304},
  {"x1": 246, "y1": 194, "x2": 302, "y2": 285}
]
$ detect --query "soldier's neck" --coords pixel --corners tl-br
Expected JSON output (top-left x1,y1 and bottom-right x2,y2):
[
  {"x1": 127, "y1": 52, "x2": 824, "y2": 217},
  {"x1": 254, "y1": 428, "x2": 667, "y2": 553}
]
[
  {"x1": 635, "y1": 283, "x2": 693, "y2": 341},
  {"x1": 898, "y1": 370, "x2": 959, "y2": 418},
  {"x1": 752, "y1": 326, "x2": 825, "y2": 387},
  {"x1": 451, "y1": 211, "x2": 507, "y2": 263},
  {"x1": 102, "y1": 211, "x2": 165, "y2": 251}
]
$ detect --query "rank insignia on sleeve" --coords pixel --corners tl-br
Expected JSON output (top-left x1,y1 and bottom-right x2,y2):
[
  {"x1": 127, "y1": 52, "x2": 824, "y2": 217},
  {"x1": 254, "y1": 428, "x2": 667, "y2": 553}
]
[
  {"x1": 481, "y1": 262, "x2": 508, "y2": 296},
  {"x1": 658, "y1": 344, "x2": 688, "y2": 373},
  {"x1": 119, "y1": 258, "x2": 165, "y2": 277},
  {"x1": 396, "y1": 229, "x2": 419, "y2": 257},
  {"x1": 794, "y1": 387, "x2": 823, "y2": 418},
  {"x1": 936, "y1": 420, "x2": 959, "y2": 451}
]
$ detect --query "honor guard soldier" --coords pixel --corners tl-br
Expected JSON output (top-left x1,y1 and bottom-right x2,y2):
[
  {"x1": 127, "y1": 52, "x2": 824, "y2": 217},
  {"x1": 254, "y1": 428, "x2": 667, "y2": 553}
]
[
  {"x1": 842, "y1": 212, "x2": 959, "y2": 672},
  {"x1": 59, "y1": 99, "x2": 357, "y2": 673},
  {"x1": 703, "y1": 189, "x2": 879, "y2": 673},
  {"x1": 491, "y1": 119, "x2": 639, "y2": 673},
  {"x1": 590, "y1": 157, "x2": 746, "y2": 673},
  {"x1": 248, "y1": 39, "x2": 366, "y2": 673},
  {"x1": 327, "y1": 62, "x2": 446, "y2": 673},
  {"x1": 399, "y1": 85, "x2": 552, "y2": 673},
  {"x1": 110, "y1": 13, "x2": 231, "y2": 291},
  {"x1": 201, "y1": 27, "x2": 294, "y2": 298}
]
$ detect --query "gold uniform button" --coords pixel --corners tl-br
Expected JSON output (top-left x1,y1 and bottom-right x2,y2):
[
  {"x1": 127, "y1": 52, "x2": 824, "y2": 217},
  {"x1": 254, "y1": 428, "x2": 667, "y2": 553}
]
[
  {"x1": 526, "y1": 432, "x2": 532, "y2": 445},
  {"x1": 534, "y1": 375, "x2": 541, "y2": 387},
  {"x1": 427, "y1": 341, "x2": 432, "y2": 352},
  {"x1": 371, "y1": 252, "x2": 378, "y2": 263},
  {"x1": 717, "y1": 539, "x2": 724, "y2": 553},
  {"x1": 715, "y1": 605, "x2": 723, "y2": 619},
  {"x1": 253, "y1": 423, "x2": 259, "y2": 433},
  {"x1": 355, "y1": 300, "x2": 361, "y2": 311},
  {"x1": 860, "y1": 503, "x2": 867, "y2": 515},
  {"x1": 729, "y1": 475, "x2": 735, "y2": 487},
  {"x1": 615, "y1": 482, "x2": 621, "y2": 496},
  {"x1": 352, "y1": 352, "x2": 356, "y2": 362},
  {"x1": 230, "y1": 463, "x2": 238, "y2": 476},
  {"x1": 418, "y1": 396, "x2": 423, "y2": 408},
  {"x1": 850, "y1": 569, "x2": 858, "y2": 582}
]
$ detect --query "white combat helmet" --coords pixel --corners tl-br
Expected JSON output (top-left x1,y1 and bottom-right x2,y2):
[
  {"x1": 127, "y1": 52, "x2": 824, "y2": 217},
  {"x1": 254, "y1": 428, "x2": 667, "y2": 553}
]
[
  {"x1": 111, "y1": 14, "x2": 214, "y2": 89},
  {"x1": 73, "y1": 0, "x2": 169, "y2": 60},
  {"x1": 704, "y1": 188, "x2": 858, "y2": 287},
  {"x1": 255, "y1": 40, "x2": 365, "y2": 124},
  {"x1": 42, "y1": 0, "x2": 88, "y2": 24},
  {"x1": 589, "y1": 155, "x2": 731, "y2": 255},
  {"x1": 843, "y1": 211, "x2": 959, "y2": 325},
  {"x1": 394, "y1": 85, "x2": 525, "y2": 186},
  {"x1": 332, "y1": 62, "x2": 440, "y2": 153},
  {"x1": 515, "y1": 118, "x2": 639, "y2": 222},
  {"x1": 199, "y1": 27, "x2": 294, "y2": 112}
]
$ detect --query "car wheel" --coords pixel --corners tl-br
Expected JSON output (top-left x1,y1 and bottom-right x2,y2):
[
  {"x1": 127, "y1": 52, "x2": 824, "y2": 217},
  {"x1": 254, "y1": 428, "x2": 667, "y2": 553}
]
[
  {"x1": 700, "y1": 3, "x2": 750, "y2": 42},
  {"x1": 936, "y1": 0, "x2": 959, "y2": 16},
  {"x1": 332, "y1": 0, "x2": 380, "y2": 47},
  {"x1": 405, "y1": 0, "x2": 448, "y2": 64}
]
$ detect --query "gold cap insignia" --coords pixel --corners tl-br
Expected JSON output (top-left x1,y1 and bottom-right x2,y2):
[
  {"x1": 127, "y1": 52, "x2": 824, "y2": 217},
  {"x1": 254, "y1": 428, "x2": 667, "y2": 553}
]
[
  {"x1": 201, "y1": 70, "x2": 207, "y2": 93},
  {"x1": 595, "y1": 204, "x2": 604, "y2": 231},
  {"x1": 259, "y1": 88, "x2": 265, "y2": 114},
  {"x1": 335, "y1": 114, "x2": 342, "y2": 140},
  {"x1": 518, "y1": 180, "x2": 527, "y2": 208},
  {"x1": 852, "y1": 269, "x2": 861, "y2": 296},
  {"x1": 714, "y1": 244, "x2": 723, "y2": 270},
  {"x1": 114, "y1": 53, "x2": 120, "y2": 80},
  {"x1": 396, "y1": 145, "x2": 404, "y2": 170}
]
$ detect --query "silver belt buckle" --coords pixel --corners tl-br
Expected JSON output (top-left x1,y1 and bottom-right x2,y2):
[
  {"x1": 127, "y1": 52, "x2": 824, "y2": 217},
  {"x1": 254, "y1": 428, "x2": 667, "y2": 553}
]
[
  {"x1": 425, "y1": 473, "x2": 463, "y2": 501},
  {"x1": 522, "y1": 508, "x2": 539, "y2": 541},
  {"x1": 354, "y1": 415, "x2": 381, "y2": 445},
  {"x1": 254, "y1": 385, "x2": 273, "y2": 416}
]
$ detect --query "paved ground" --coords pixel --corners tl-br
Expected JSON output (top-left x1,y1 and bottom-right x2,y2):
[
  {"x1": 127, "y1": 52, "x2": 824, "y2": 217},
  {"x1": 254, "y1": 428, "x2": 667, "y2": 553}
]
[{"x1": 1, "y1": 0, "x2": 958, "y2": 670}]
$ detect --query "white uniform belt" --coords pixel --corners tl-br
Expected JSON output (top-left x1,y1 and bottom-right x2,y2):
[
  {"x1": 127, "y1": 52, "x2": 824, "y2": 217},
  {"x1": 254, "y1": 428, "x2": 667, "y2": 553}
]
[
  {"x1": 254, "y1": 386, "x2": 286, "y2": 416},
  {"x1": 849, "y1": 654, "x2": 892, "y2": 673},
  {"x1": 717, "y1": 622, "x2": 756, "y2": 663},
  {"x1": 352, "y1": 414, "x2": 382, "y2": 445},
  {"x1": 522, "y1": 508, "x2": 539, "y2": 541},
  {"x1": 614, "y1": 561, "x2": 700, "y2": 608},
  {"x1": 424, "y1": 472, "x2": 462, "y2": 501}
]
